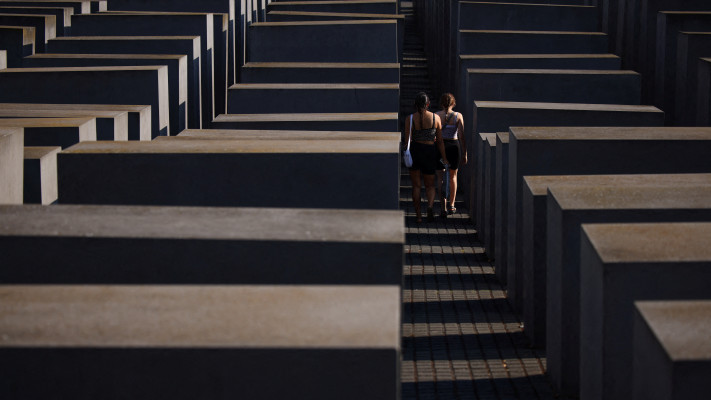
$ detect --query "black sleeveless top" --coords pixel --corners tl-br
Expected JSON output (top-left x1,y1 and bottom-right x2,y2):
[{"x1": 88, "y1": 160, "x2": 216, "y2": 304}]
[{"x1": 411, "y1": 113, "x2": 436, "y2": 142}]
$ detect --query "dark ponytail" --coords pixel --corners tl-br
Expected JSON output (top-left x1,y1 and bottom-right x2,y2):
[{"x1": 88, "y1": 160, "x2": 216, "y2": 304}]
[{"x1": 414, "y1": 92, "x2": 429, "y2": 129}]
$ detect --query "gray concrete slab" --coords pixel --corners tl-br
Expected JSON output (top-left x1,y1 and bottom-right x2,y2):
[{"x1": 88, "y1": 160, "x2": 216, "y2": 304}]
[
  {"x1": 58, "y1": 139, "x2": 400, "y2": 209},
  {"x1": 0, "y1": 117, "x2": 96, "y2": 149},
  {"x1": 521, "y1": 173, "x2": 711, "y2": 349},
  {"x1": 0, "y1": 204, "x2": 403, "y2": 284},
  {"x1": 458, "y1": 1, "x2": 598, "y2": 31},
  {"x1": 267, "y1": 0, "x2": 398, "y2": 15},
  {"x1": 494, "y1": 131, "x2": 509, "y2": 284},
  {"x1": 46, "y1": 36, "x2": 201, "y2": 131},
  {"x1": 674, "y1": 32, "x2": 711, "y2": 126},
  {"x1": 248, "y1": 20, "x2": 398, "y2": 63},
  {"x1": 0, "y1": 100, "x2": 128, "y2": 142},
  {"x1": 633, "y1": 300, "x2": 711, "y2": 400},
  {"x1": 0, "y1": 103, "x2": 148, "y2": 141},
  {"x1": 465, "y1": 69, "x2": 641, "y2": 105},
  {"x1": 70, "y1": 12, "x2": 218, "y2": 128},
  {"x1": 241, "y1": 62, "x2": 400, "y2": 84},
  {"x1": 227, "y1": 83, "x2": 399, "y2": 114},
  {"x1": 175, "y1": 129, "x2": 400, "y2": 141},
  {"x1": 0, "y1": 25, "x2": 34, "y2": 68},
  {"x1": 24, "y1": 53, "x2": 188, "y2": 136},
  {"x1": 507, "y1": 126, "x2": 711, "y2": 395},
  {"x1": 211, "y1": 112, "x2": 399, "y2": 131},
  {"x1": 0, "y1": 127, "x2": 22, "y2": 204},
  {"x1": 474, "y1": 132, "x2": 495, "y2": 231},
  {"x1": 105, "y1": 0, "x2": 237, "y2": 85},
  {"x1": 653, "y1": 12, "x2": 711, "y2": 118},
  {"x1": 0, "y1": 0, "x2": 90, "y2": 15},
  {"x1": 483, "y1": 134, "x2": 496, "y2": 257},
  {"x1": 23, "y1": 146, "x2": 59, "y2": 205},
  {"x1": 457, "y1": 54, "x2": 621, "y2": 113},
  {"x1": 697, "y1": 57, "x2": 711, "y2": 126},
  {"x1": 0, "y1": 284, "x2": 400, "y2": 400},
  {"x1": 0, "y1": 49, "x2": 5, "y2": 69},
  {"x1": 458, "y1": 30, "x2": 608, "y2": 55},
  {"x1": 0, "y1": 66, "x2": 169, "y2": 138},
  {"x1": 0, "y1": 13, "x2": 55, "y2": 52},
  {"x1": 579, "y1": 222, "x2": 711, "y2": 400},
  {"x1": 0, "y1": 6, "x2": 71, "y2": 36}
]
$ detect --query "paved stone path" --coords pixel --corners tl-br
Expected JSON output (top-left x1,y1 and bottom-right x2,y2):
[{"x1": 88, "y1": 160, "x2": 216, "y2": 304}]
[{"x1": 400, "y1": 171, "x2": 557, "y2": 400}]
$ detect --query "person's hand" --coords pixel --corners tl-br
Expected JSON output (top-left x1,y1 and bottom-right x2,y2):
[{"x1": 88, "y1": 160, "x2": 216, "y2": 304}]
[{"x1": 443, "y1": 158, "x2": 450, "y2": 167}]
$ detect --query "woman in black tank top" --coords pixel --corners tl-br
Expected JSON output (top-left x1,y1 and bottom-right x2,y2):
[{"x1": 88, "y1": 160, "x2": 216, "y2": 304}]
[
  {"x1": 404, "y1": 92, "x2": 449, "y2": 223},
  {"x1": 434, "y1": 93, "x2": 467, "y2": 216}
]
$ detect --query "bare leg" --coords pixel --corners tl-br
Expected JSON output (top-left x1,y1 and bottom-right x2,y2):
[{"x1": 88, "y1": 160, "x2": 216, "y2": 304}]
[
  {"x1": 423, "y1": 173, "x2": 436, "y2": 221},
  {"x1": 410, "y1": 169, "x2": 423, "y2": 222},
  {"x1": 448, "y1": 169, "x2": 458, "y2": 212},
  {"x1": 435, "y1": 169, "x2": 447, "y2": 215}
]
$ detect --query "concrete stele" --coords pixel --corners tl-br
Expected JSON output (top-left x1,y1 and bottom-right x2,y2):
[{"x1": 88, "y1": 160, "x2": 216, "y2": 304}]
[
  {"x1": 0, "y1": 127, "x2": 23, "y2": 204},
  {"x1": 23, "y1": 146, "x2": 59, "y2": 205}
]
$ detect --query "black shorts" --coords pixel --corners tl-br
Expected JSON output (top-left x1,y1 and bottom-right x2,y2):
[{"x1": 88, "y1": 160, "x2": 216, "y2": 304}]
[
  {"x1": 409, "y1": 141, "x2": 437, "y2": 175},
  {"x1": 436, "y1": 139, "x2": 461, "y2": 170}
]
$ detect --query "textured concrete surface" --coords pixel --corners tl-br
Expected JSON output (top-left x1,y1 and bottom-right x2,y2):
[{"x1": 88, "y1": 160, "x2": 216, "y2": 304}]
[
  {"x1": 46, "y1": 35, "x2": 201, "y2": 131},
  {"x1": 458, "y1": 30, "x2": 607, "y2": 55},
  {"x1": 633, "y1": 300, "x2": 711, "y2": 400},
  {"x1": 241, "y1": 62, "x2": 400, "y2": 83},
  {"x1": 0, "y1": 127, "x2": 23, "y2": 204},
  {"x1": 0, "y1": 107, "x2": 128, "y2": 141},
  {"x1": 175, "y1": 128, "x2": 400, "y2": 140},
  {"x1": 483, "y1": 134, "x2": 496, "y2": 257},
  {"x1": 0, "y1": 49, "x2": 5, "y2": 69},
  {"x1": 580, "y1": 222, "x2": 711, "y2": 400},
  {"x1": 0, "y1": 0, "x2": 92, "y2": 15},
  {"x1": 0, "y1": 204, "x2": 403, "y2": 284},
  {"x1": 0, "y1": 25, "x2": 34, "y2": 67},
  {"x1": 698, "y1": 57, "x2": 711, "y2": 126},
  {"x1": 267, "y1": 0, "x2": 398, "y2": 15},
  {"x1": 0, "y1": 66, "x2": 168, "y2": 138},
  {"x1": 0, "y1": 284, "x2": 400, "y2": 400},
  {"x1": 0, "y1": 13, "x2": 55, "y2": 51},
  {"x1": 459, "y1": 2, "x2": 597, "y2": 32},
  {"x1": 23, "y1": 146, "x2": 59, "y2": 204},
  {"x1": 674, "y1": 32, "x2": 711, "y2": 125},
  {"x1": 210, "y1": 112, "x2": 399, "y2": 132},
  {"x1": 0, "y1": 117, "x2": 96, "y2": 148},
  {"x1": 494, "y1": 131, "x2": 509, "y2": 284},
  {"x1": 24, "y1": 53, "x2": 188, "y2": 135},
  {"x1": 0, "y1": 6, "x2": 72, "y2": 36},
  {"x1": 521, "y1": 173, "x2": 711, "y2": 348},
  {"x1": 58, "y1": 139, "x2": 400, "y2": 209}
]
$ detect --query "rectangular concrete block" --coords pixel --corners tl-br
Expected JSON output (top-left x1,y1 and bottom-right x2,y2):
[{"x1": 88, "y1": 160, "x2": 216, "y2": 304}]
[
  {"x1": 0, "y1": 25, "x2": 34, "y2": 67},
  {"x1": 24, "y1": 53, "x2": 188, "y2": 136},
  {"x1": 633, "y1": 300, "x2": 711, "y2": 400},
  {"x1": 267, "y1": 0, "x2": 398, "y2": 15},
  {"x1": 521, "y1": 173, "x2": 711, "y2": 349},
  {"x1": 0, "y1": 102, "x2": 149, "y2": 141},
  {"x1": 653, "y1": 12, "x2": 711, "y2": 121},
  {"x1": 70, "y1": 12, "x2": 219, "y2": 127},
  {"x1": 465, "y1": 69, "x2": 641, "y2": 105},
  {"x1": 0, "y1": 66, "x2": 169, "y2": 138},
  {"x1": 211, "y1": 112, "x2": 399, "y2": 131},
  {"x1": 0, "y1": 204, "x2": 403, "y2": 284},
  {"x1": 0, "y1": 104, "x2": 129, "y2": 141},
  {"x1": 46, "y1": 36, "x2": 201, "y2": 131},
  {"x1": 494, "y1": 131, "x2": 509, "y2": 283},
  {"x1": 0, "y1": 6, "x2": 73, "y2": 36},
  {"x1": 58, "y1": 139, "x2": 400, "y2": 209},
  {"x1": 0, "y1": 49, "x2": 5, "y2": 69},
  {"x1": 23, "y1": 146, "x2": 59, "y2": 204},
  {"x1": 459, "y1": 1, "x2": 598, "y2": 32},
  {"x1": 0, "y1": 13, "x2": 55, "y2": 52},
  {"x1": 507, "y1": 126, "x2": 711, "y2": 394},
  {"x1": 0, "y1": 284, "x2": 401, "y2": 400},
  {"x1": 248, "y1": 20, "x2": 398, "y2": 63},
  {"x1": 473, "y1": 132, "x2": 495, "y2": 229},
  {"x1": 579, "y1": 222, "x2": 711, "y2": 400},
  {"x1": 175, "y1": 129, "x2": 400, "y2": 141},
  {"x1": 227, "y1": 83, "x2": 399, "y2": 114},
  {"x1": 697, "y1": 57, "x2": 711, "y2": 126},
  {"x1": 241, "y1": 62, "x2": 400, "y2": 84},
  {"x1": 0, "y1": 1, "x2": 90, "y2": 14},
  {"x1": 0, "y1": 127, "x2": 23, "y2": 204},
  {"x1": 458, "y1": 30, "x2": 608, "y2": 55},
  {"x1": 0, "y1": 117, "x2": 96, "y2": 149}
]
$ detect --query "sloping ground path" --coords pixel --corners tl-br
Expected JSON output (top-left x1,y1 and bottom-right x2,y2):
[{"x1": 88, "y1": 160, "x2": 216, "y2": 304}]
[{"x1": 399, "y1": 2, "x2": 557, "y2": 399}]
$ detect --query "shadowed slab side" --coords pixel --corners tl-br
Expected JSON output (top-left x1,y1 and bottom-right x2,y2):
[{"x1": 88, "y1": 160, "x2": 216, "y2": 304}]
[
  {"x1": 0, "y1": 117, "x2": 96, "y2": 149},
  {"x1": 23, "y1": 146, "x2": 59, "y2": 204},
  {"x1": 211, "y1": 112, "x2": 399, "y2": 131},
  {"x1": 0, "y1": 106, "x2": 128, "y2": 141}
]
